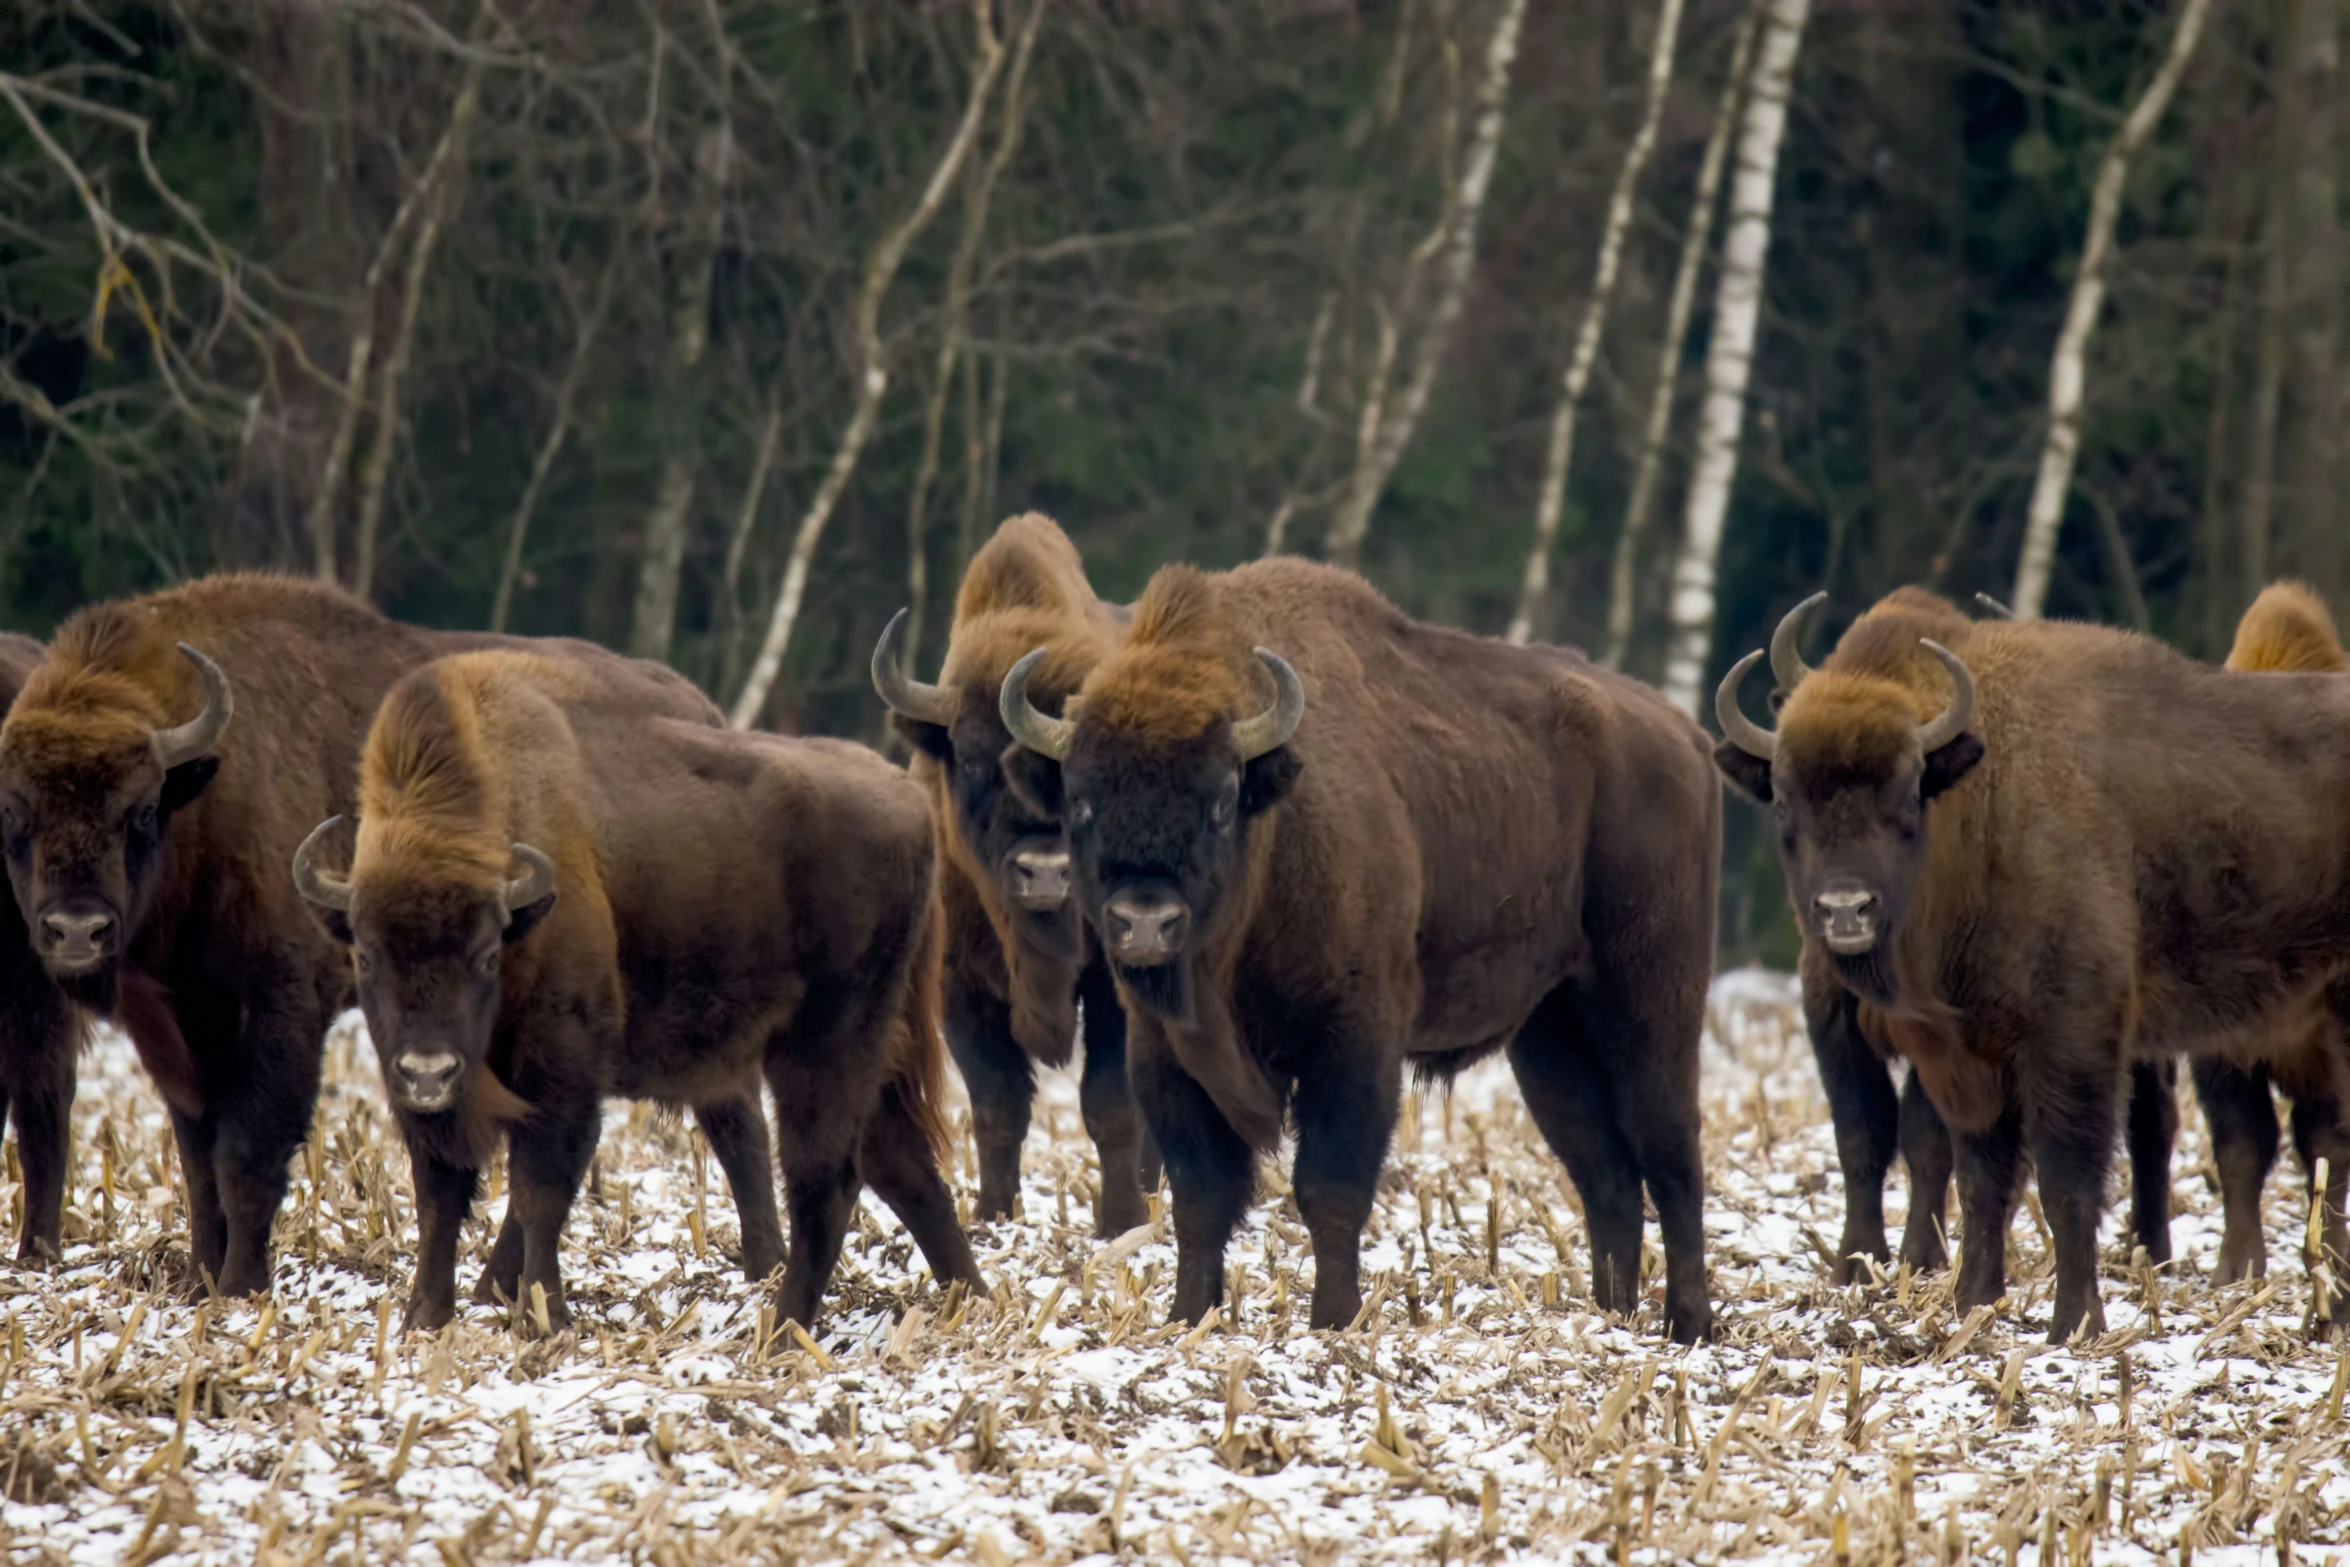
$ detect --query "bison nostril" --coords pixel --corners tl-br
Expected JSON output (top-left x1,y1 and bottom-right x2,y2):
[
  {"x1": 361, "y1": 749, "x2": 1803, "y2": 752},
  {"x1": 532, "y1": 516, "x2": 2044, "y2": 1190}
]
[
  {"x1": 1104, "y1": 893, "x2": 1188, "y2": 963},
  {"x1": 1009, "y1": 849, "x2": 1072, "y2": 907},
  {"x1": 39, "y1": 909, "x2": 113, "y2": 955}
]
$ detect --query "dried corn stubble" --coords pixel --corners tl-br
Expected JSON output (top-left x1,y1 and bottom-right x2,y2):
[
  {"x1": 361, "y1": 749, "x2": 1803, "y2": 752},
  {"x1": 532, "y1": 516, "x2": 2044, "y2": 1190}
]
[{"x1": 2, "y1": 980, "x2": 2348, "y2": 1563}]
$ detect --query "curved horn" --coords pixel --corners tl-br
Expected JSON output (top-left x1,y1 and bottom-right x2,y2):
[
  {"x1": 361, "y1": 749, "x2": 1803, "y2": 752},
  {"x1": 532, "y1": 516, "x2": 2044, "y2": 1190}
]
[
  {"x1": 1231, "y1": 649, "x2": 1305, "y2": 761},
  {"x1": 1973, "y1": 593, "x2": 2014, "y2": 620},
  {"x1": 502, "y1": 843, "x2": 557, "y2": 920},
  {"x1": 1713, "y1": 649, "x2": 1777, "y2": 760},
  {"x1": 1913, "y1": 640, "x2": 1976, "y2": 754},
  {"x1": 1768, "y1": 591, "x2": 1827, "y2": 694},
  {"x1": 998, "y1": 649, "x2": 1075, "y2": 761},
  {"x1": 292, "y1": 815, "x2": 353, "y2": 913},
  {"x1": 152, "y1": 643, "x2": 233, "y2": 768},
  {"x1": 870, "y1": 608, "x2": 957, "y2": 725}
]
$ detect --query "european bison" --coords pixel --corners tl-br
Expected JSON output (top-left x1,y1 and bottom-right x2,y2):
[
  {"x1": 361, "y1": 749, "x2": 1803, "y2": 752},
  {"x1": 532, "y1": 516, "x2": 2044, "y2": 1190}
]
[
  {"x1": 1781, "y1": 592, "x2": 2180, "y2": 1282},
  {"x1": 0, "y1": 632, "x2": 88, "y2": 1264},
  {"x1": 294, "y1": 650, "x2": 980, "y2": 1330},
  {"x1": 0, "y1": 573, "x2": 699, "y2": 1297},
  {"x1": 998, "y1": 560, "x2": 1721, "y2": 1341},
  {"x1": 872, "y1": 513, "x2": 1161, "y2": 1234},
  {"x1": 1715, "y1": 586, "x2": 2350, "y2": 1340},
  {"x1": 2193, "y1": 581, "x2": 2350, "y2": 1282}
]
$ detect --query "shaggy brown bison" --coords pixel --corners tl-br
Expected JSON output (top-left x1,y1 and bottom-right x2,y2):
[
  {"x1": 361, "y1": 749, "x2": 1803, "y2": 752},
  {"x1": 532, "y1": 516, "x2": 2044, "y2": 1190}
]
[
  {"x1": 2191, "y1": 581, "x2": 2350, "y2": 1282},
  {"x1": 295, "y1": 651, "x2": 980, "y2": 1329},
  {"x1": 1716, "y1": 585, "x2": 2350, "y2": 1340},
  {"x1": 0, "y1": 632, "x2": 89, "y2": 1264},
  {"x1": 1780, "y1": 592, "x2": 2180, "y2": 1282},
  {"x1": 872, "y1": 513, "x2": 1160, "y2": 1234},
  {"x1": 999, "y1": 559, "x2": 1721, "y2": 1341},
  {"x1": 0, "y1": 573, "x2": 703, "y2": 1297}
]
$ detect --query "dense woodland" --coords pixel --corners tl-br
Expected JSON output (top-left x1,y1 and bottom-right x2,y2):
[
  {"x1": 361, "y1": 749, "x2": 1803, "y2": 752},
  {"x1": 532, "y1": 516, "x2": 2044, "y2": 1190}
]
[{"x1": 1, "y1": 0, "x2": 2340, "y2": 959}]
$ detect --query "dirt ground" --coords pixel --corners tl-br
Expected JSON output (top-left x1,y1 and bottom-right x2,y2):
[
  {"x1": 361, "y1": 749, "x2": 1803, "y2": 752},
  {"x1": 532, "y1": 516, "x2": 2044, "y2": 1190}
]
[{"x1": 1, "y1": 969, "x2": 2346, "y2": 1565}]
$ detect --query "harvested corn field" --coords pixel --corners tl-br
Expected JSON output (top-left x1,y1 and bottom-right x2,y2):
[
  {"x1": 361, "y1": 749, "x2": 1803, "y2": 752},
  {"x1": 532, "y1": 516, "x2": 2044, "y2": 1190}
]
[{"x1": 2, "y1": 970, "x2": 2347, "y2": 1565}]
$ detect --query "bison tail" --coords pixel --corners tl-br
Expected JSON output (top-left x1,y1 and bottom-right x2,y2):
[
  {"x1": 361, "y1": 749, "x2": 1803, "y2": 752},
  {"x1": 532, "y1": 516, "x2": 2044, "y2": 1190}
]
[
  {"x1": 2228, "y1": 580, "x2": 2348, "y2": 674},
  {"x1": 885, "y1": 895, "x2": 956, "y2": 1170}
]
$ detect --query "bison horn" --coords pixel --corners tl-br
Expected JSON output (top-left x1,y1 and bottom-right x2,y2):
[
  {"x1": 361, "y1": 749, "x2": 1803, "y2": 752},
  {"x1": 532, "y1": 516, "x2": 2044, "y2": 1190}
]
[
  {"x1": 502, "y1": 843, "x2": 557, "y2": 921},
  {"x1": 870, "y1": 608, "x2": 957, "y2": 726},
  {"x1": 1713, "y1": 649, "x2": 1776, "y2": 760},
  {"x1": 1973, "y1": 592, "x2": 2014, "y2": 620},
  {"x1": 1768, "y1": 592, "x2": 1826, "y2": 694},
  {"x1": 152, "y1": 643, "x2": 233, "y2": 769},
  {"x1": 1231, "y1": 650, "x2": 1305, "y2": 761},
  {"x1": 1913, "y1": 640, "x2": 1975, "y2": 755},
  {"x1": 292, "y1": 815, "x2": 353, "y2": 913},
  {"x1": 999, "y1": 649, "x2": 1076, "y2": 761}
]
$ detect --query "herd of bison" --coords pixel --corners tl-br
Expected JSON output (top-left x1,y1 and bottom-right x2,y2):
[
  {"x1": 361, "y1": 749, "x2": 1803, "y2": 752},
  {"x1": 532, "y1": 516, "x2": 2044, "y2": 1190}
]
[{"x1": 0, "y1": 512, "x2": 2346, "y2": 1367}]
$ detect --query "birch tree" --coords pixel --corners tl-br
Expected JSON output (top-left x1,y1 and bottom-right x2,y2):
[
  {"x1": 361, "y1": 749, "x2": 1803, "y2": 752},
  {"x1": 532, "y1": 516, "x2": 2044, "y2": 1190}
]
[
  {"x1": 2007, "y1": 0, "x2": 2216, "y2": 621},
  {"x1": 1601, "y1": 0, "x2": 1763, "y2": 670},
  {"x1": 1503, "y1": 0, "x2": 1686, "y2": 646},
  {"x1": 1656, "y1": 0, "x2": 1811, "y2": 718},
  {"x1": 1322, "y1": 0, "x2": 1528, "y2": 569},
  {"x1": 728, "y1": 0, "x2": 1017, "y2": 730}
]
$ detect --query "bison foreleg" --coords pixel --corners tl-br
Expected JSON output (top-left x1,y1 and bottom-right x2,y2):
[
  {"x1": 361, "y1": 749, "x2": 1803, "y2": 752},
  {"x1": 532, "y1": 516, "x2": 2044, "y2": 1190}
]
[
  {"x1": 1288, "y1": 1045, "x2": 1398, "y2": 1333},
  {"x1": 1803, "y1": 979, "x2": 1899, "y2": 1283},
  {"x1": 2195, "y1": 1057, "x2": 2279, "y2": 1283},
  {"x1": 694, "y1": 1093, "x2": 785, "y2": 1282},
  {"x1": 502, "y1": 1096, "x2": 597, "y2": 1334},
  {"x1": 168, "y1": 1108, "x2": 229, "y2": 1298},
  {"x1": 2025, "y1": 1059, "x2": 2118, "y2": 1344},
  {"x1": 2288, "y1": 1091, "x2": 2350, "y2": 1282},
  {"x1": 1077, "y1": 961, "x2": 1152, "y2": 1237},
  {"x1": 942, "y1": 973, "x2": 1034, "y2": 1223},
  {"x1": 410, "y1": 1148, "x2": 482, "y2": 1331},
  {"x1": 1128, "y1": 1029, "x2": 1254, "y2": 1327},
  {"x1": 1895, "y1": 1069, "x2": 1952, "y2": 1272},
  {"x1": 2125, "y1": 1060, "x2": 2179, "y2": 1267},
  {"x1": 857, "y1": 1086, "x2": 982, "y2": 1294},
  {"x1": 2, "y1": 1034, "x2": 73, "y2": 1265}
]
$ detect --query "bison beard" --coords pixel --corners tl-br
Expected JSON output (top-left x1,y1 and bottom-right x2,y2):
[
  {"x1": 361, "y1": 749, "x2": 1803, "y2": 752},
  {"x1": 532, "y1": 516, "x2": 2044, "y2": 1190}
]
[
  {"x1": 872, "y1": 512, "x2": 1161, "y2": 1235},
  {"x1": 1003, "y1": 559, "x2": 1720, "y2": 1343},
  {"x1": 301, "y1": 651, "x2": 979, "y2": 1332},
  {"x1": 1717, "y1": 584, "x2": 2350, "y2": 1342}
]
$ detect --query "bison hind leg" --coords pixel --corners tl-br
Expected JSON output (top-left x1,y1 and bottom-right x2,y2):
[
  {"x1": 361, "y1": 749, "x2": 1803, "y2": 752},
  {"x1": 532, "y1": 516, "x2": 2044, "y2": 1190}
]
[
  {"x1": 858, "y1": 1086, "x2": 981, "y2": 1292},
  {"x1": 694, "y1": 1093, "x2": 786, "y2": 1281},
  {"x1": 1505, "y1": 992, "x2": 1650, "y2": 1327},
  {"x1": 2124, "y1": 1059, "x2": 2180, "y2": 1267},
  {"x1": 2194, "y1": 1056, "x2": 2278, "y2": 1283}
]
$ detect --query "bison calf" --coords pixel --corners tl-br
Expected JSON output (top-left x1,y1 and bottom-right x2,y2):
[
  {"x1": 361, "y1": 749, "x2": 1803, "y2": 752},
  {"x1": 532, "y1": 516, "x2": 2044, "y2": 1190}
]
[{"x1": 295, "y1": 651, "x2": 979, "y2": 1330}]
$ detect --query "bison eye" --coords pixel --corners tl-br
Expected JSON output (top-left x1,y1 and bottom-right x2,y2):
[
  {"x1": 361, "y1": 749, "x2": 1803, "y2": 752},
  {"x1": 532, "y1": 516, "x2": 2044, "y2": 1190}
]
[
  {"x1": 475, "y1": 948, "x2": 501, "y2": 977},
  {"x1": 354, "y1": 951, "x2": 375, "y2": 977},
  {"x1": 1212, "y1": 778, "x2": 1239, "y2": 828}
]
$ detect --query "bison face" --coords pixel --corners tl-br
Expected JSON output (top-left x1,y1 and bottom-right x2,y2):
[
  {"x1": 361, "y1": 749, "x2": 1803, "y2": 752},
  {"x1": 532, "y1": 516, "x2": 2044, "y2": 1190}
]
[
  {"x1": 873, "y1": 611, "x2": 1084, "y2": 964},
  {"x1": 294, "y1": 820, "x2": 556, "y2": 1115},
  {"x1": 1713, "y1": 596, "x2": 1981, "y2": 1003},
  {"x1": 999, "y1": 647, "x2": 1304, "y2": 1025},
  {"x1": 0, "y1": 644, "x2": 230, "y2": 1005}
]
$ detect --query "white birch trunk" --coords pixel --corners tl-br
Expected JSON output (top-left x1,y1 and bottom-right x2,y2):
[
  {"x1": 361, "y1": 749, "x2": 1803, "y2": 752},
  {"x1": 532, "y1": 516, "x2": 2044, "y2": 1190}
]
[
  {"x1": 1602, "y1": 0, "x2": 1763, "y2": 670},
  {"x1": 2008, "y1": 0, "x2": 2215, "y2": 620},
  {"x1": 1656, "y1": 0, "x2": 1812, "y2": 719},
  {"x1": 1322, "y1": 0, "x2": 1528, "y2": 568},
  {"x1": 1504, "y1": 0, "x2": 1686, "y2": 646},
  {"x1": 729, "y1": 0, "x2": 1017, "y2": 730}
]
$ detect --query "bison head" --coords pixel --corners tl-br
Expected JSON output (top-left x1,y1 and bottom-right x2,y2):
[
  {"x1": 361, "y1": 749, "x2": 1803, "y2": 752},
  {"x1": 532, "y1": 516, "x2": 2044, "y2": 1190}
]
[
  {"x1": 1713, "y1": 593, "x2": 1983, "y2": 1002},
  {"x1": 873, "y1": 608, "x2": 1088, "y2": 963},
  {"x1": 0, "y1": 643, "x2": 231, "y2": 1005},
  {"x1": 293, "y1": 817, "x2": 556, "y2": 1114},
  {"x1": 998, "y1": 643, "x2": 1303, "y2": 1024}
]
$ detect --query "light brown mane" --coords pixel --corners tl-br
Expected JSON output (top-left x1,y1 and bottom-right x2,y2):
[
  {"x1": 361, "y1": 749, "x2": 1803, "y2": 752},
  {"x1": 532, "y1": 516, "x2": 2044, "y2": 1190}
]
[
  {"x1": 1076, "y1": 564, "x2": 1251, "y2": 744},
  {"x1": 16, "y1": 602, "x2": 180, "y2": 731},
  {"x1": 1776, "y1": 601, "x2": 1973, "y2": 777},
  {"x1": 2228, "y1": 580, "x2": 2346, "y2": 674},
  {"x1": 355, "y1": 667, "x2": 508, "y2": 884},
  {"x1": 954, "y1": 513, "x2": 1096, "y2": 623}
]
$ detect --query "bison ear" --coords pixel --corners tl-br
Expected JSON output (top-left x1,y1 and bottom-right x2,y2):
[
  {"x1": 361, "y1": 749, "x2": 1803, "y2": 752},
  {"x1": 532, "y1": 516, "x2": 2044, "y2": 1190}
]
[
  {"x1": 502, "y1": 889, "x2": 558, "y2": 946},
  {"x1": 162, "y1": 755, "x2": 220, "y2": 816},
  {"x1": 1920, "y1": 732, "x2": 1984, "y2": 802},
  {"x1": 1711, "y1": 742, "x2": 1774, "y2": 804},
  {"x1": 1001, "y1": 743, "x2": 1064, "y2": 819},
  {"x1": 309, "y1": 905, "x2": 354, "y2": 947},
  {"x1": 891, "y1": 713, "x2": 954, "y2": 763},
  {"x1": 1240, "y1": 746, "x2": 1301, "y2": 818}
]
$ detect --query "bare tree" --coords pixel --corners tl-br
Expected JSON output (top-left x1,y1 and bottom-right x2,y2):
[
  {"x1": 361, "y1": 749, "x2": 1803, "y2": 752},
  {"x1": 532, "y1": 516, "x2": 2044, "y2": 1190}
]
[
  {"x1": 1322, "y1": 0, "x2": 1529, "y2": 569},
  {"x1": 2008, "y1": 0, "x2": 2216, "y2": 621},
  {"x1": 1503, "y1": 0, "x2": 1687, "y2": 647},
  {"x1": 729, "y1": 0, "x2": 1017, "y2": 730},
  {"x1": 490, "y1": 256, "x2": 619, "y2": 632},
  {"x1": 1601, "y1": 0, "x2": 1763, "y2": 671},
  {"x1": 1657, "y1": 0, "x2": 1812, "y2": 718},
  {"x1": 2276, "y1": 0, "x2": 2341, "y2": 602}
]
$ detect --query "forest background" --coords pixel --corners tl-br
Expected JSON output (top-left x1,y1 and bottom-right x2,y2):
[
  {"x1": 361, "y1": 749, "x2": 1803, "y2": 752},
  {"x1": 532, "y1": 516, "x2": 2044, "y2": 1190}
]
[{"x1": 2, "y1": 0, "x2": 2335, "y2": 962}]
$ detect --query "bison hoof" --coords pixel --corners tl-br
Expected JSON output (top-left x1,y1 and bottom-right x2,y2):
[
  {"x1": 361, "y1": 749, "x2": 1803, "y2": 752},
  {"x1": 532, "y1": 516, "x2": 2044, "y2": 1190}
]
[
  {"x1": 1664, "y1": 1300, "x2": 1713, "y2": 1346},
  {"x1": 404, "y1": 1292, "x2": 458, "y2": 1333},
  {"x1": 13, "y1": 1238, "x2": 59, "y2": 1270}
]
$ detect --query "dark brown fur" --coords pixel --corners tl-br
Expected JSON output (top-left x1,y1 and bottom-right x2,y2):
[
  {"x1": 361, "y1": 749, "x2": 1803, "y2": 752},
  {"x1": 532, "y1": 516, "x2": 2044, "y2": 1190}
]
[
  {"x1": 0, "y1": 633, "x2": 90, "y2": 1264},
  {"x1": 890, "y1": 514, "x2": 1158, "y2": 1234},
  {"x1": 1026, "y1": 559, "x2": 1721, "y2": 1342},
  {"x1": 321, "y1": 652, "x2": 978, "y2": 1330},
  {"x1": 1719, "y1": 585, "x2": 2350, "y2": 1341},
  {"x1": 0, "y1": 572, "x2": 706, "y2": 1297}
]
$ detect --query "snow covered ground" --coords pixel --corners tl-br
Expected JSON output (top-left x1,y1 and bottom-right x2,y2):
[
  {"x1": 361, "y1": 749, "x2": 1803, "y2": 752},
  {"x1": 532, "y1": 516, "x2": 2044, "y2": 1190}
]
[{"x1": 1, "y1": 969, "x2": 2347, "y2": 1564}]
